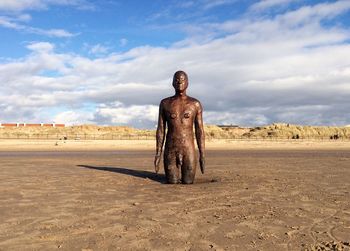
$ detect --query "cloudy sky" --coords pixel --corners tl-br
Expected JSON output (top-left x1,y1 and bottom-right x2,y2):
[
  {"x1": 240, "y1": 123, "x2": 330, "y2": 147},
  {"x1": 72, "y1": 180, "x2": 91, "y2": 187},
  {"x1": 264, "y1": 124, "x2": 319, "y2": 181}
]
[{"x1": 1, "y1": 0, "x2": 350, "y2": 128}]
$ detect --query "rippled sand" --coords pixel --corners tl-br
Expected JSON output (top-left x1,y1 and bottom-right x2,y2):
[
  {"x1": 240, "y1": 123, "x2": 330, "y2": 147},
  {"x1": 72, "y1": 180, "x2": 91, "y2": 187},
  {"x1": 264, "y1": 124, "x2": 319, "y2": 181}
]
[{"x1": 0, "y1": 140, "x2": 349, "y2": 250}]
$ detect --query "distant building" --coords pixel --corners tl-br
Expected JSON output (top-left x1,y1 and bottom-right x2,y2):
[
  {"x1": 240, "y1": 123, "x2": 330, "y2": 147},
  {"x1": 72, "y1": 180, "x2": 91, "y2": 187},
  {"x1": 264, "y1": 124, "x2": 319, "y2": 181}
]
[{"x1": 0, "y1": 123, "x2": 65, "y2": 128}]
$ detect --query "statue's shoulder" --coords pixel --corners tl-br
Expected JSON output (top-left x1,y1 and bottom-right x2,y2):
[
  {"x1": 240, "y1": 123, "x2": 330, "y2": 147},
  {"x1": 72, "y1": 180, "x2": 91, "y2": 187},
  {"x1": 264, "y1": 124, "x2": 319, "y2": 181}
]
[
  {"x1": 160, "y1": 96, "x2": 173, "y2": 106},
  {"x1": 187, "y1": 96, "x2": 202, "y2": 108}
]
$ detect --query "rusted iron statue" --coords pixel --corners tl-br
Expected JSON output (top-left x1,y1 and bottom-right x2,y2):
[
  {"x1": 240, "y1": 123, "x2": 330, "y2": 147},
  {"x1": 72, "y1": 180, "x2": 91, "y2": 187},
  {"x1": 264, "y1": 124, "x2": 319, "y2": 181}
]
[{"x1": 154, "y1": 71, "x2": 205, "y2": 184}]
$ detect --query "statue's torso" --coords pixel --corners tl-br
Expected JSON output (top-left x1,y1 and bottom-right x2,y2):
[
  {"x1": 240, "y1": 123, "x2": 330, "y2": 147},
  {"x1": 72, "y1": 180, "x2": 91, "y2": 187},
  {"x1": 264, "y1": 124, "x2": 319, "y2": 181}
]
[{"x1": 161, "y1": 96, "x2": 199, "y2": 151}]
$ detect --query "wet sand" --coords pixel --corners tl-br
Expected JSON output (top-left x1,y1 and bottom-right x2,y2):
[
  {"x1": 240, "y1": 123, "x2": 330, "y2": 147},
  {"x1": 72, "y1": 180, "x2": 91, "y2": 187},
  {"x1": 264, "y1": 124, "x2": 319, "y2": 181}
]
[
  {"x1": 1, "y1": 139, "x2": 350, "y2": 151},
  {"x1": 0, "y1": 142, "x2": 349, "y2": 250}
]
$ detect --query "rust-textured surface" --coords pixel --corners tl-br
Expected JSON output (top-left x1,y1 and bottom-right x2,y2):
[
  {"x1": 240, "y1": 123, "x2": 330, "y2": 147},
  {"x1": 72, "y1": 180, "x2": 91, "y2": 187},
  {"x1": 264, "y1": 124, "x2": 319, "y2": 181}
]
[{"x1": 154, "y1": 71, "x2": 205, "y2": 184}]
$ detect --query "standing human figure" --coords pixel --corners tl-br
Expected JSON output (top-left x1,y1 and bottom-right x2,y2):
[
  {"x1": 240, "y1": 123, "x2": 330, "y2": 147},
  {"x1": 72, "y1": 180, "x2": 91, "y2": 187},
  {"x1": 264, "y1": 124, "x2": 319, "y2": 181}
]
[{"x1": 154, "y1": 71, "x2": 205, "y2": 184}]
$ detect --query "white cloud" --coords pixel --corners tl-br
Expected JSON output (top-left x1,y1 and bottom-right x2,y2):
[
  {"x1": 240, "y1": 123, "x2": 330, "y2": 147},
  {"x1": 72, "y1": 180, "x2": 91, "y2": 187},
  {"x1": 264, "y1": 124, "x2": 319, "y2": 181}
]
[
  {"x1": 178, "y1": 2, "x2": 195, "y2": 8},
  {"x1": 0, "y1": 0, "x2": 47, "y2": 12},
  {"x1": 202, "y1": 0, "x2": 236, "y2": 10},
  {"x1": 0, "y1": 16, "x2": 21, "y2": 28},
  {"x1": 119, "y1": 38, "x2": 128, "y2": 47},
  {"x1": 0, "y1": 1, "x2": 350, "y2": 127},
  {"x1": 249, "y1": 0, "x2": 296, "y2": 12},
  {"x1": 93, "y1": 102, "x2": 159, "y2": 127},
  {"x1": 0, "y1": 0, "x2": 94, "y2": 12},
  {"x1": 16, "y1": 13, "x2": 31, "y2": 21},
  {"x1": 277, "y1": 0, "x2": 350, "y2": 26},
  {"x1": 27, "y1": 41, "x2": 55, "y2": 52},
  {"x1": 0, "y1": 16, "x2": 75, "y2": 37},
  {"x1": 204, "y1": 110, "x2": 269, "y2": 126},
  {"x1": 0, "y1": 0, "x2": 89, "y2": 38},
  {"x1": 88, "y1": 44, "x2": 109, "y2": 55},
  {"x1": 54, "y1": 110, "x2": 93, "y2": 125},
  {"x1": 37, "y1": 28, "x2": 74, "y2": 37}
]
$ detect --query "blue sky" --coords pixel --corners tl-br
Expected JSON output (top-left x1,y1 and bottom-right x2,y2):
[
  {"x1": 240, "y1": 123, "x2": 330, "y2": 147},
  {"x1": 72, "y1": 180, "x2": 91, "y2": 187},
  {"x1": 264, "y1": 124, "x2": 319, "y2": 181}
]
[
  {"x1": 1, "y1": 0, "x2": 350, "y2": 128},
  {"x1": 0, "y1": 0, "x2": 255, "y2": 57}
]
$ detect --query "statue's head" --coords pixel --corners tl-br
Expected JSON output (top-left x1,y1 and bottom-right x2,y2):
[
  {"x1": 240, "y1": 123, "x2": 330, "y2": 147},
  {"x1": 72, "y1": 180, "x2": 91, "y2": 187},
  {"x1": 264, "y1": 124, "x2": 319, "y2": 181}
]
[{"x1": 172, "y1": 70, "x2": 188, "y2": 92}]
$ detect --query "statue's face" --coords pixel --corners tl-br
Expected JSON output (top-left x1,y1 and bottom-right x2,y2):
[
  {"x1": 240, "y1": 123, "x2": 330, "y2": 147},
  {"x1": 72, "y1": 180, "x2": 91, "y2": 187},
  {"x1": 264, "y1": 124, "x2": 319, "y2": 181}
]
[{"x1": 173, "y1": 73, "x2": 188, "y2": 92}]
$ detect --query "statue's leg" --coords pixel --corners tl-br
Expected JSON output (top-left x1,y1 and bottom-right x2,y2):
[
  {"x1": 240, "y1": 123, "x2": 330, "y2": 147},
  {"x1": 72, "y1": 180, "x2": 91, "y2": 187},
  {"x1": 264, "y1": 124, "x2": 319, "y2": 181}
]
[
  {"x1": 181, "y1": 150, "x2": 197, "y2": 184},
  {"x1": 164, "y1": 150, "x2": 180, "y2": 184}
]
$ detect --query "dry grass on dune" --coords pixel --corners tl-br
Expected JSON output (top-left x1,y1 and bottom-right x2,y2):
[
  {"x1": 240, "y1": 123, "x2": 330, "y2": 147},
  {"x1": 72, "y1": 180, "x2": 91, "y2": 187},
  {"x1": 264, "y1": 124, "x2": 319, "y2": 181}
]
[
  {"x1": 243, "y1": 123, "x2": 350, "y2": 139},
  {"x1": 204, "y1": 125, "x2": 250, "y2": 138},
  {"x1": 0, "y1": 125, "x2": 154, "y2": 139},
  {"x1": 0, "y1": 123, "x2": 349, "y2": 140}
]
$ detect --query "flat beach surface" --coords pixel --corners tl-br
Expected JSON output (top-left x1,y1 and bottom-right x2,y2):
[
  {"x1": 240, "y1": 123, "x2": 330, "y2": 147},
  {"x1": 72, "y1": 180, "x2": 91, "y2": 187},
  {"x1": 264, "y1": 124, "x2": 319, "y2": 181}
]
[
  {"x1": 1, "y1": 139, "x2": 350, "y2": 151},
  {"x1": 0, "y1": 140, "x2": 349, "y2": 250}
]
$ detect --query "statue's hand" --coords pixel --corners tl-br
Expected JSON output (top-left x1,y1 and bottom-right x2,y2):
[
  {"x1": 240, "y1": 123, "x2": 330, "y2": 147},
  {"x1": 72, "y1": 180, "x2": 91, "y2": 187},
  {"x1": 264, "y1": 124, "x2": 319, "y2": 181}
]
[
  {"x1": 199, "y1": 155, "x2": 205, "y2": 174},
  {"x1": 154, "y1": 154, "x2": 161, "y2": 173}
]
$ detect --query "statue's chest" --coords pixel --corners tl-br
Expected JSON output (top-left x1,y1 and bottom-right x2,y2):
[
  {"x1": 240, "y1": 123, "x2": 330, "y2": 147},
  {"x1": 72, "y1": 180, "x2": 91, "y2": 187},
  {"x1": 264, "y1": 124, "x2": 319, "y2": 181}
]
[{"x1": 165, "y1": 102, "x2": 195, "y2": 123}]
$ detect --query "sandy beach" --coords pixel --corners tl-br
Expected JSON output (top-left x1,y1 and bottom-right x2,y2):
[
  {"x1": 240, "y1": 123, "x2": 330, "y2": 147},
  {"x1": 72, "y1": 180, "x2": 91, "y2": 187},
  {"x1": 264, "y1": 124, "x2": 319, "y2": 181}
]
[
  {"x1": 1, "y1": 139, "x2": 350, "y2": 151},
  {"x1": 0, "y1": 140, "x2": 349, "y2": 250}
]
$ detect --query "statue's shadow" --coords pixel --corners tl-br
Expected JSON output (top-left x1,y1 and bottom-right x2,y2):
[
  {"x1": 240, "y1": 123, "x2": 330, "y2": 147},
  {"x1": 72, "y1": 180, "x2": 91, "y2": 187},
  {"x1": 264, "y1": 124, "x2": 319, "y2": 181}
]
[{"x1": 77, "y1": 165, "x2": 166, "y2": 184}]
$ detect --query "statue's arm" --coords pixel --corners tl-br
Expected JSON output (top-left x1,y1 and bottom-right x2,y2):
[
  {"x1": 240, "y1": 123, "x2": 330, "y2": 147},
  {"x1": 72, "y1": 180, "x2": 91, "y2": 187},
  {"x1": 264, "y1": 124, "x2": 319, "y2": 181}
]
[
  {"x1": 195, "y1": 101, "x2": 205, "y2": 174},
  {"x1": 154, "y1": 101, "x2": 166, "y2": 173}
]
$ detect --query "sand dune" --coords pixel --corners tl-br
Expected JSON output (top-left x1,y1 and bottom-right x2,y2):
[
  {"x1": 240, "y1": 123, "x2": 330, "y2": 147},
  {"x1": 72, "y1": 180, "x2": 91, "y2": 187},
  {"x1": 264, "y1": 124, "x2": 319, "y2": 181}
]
[{"x1": 1, "y1": 123, "x2": 349, "y2": 140}]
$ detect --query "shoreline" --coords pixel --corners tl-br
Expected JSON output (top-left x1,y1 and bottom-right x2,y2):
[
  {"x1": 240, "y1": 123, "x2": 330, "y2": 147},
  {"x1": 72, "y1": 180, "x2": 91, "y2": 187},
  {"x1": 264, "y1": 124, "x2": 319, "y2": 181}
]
[{"x1": 1, "y1": 139, "x2": 349, "y2": 151}]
